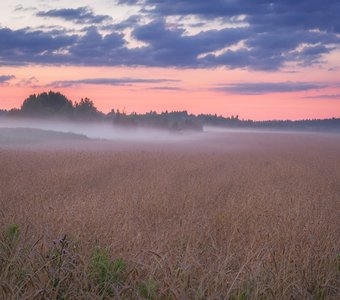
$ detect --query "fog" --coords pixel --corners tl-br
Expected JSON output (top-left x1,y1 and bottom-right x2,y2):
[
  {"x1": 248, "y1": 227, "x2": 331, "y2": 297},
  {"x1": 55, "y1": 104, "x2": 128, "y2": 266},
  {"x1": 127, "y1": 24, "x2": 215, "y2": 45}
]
[
  {"x1": 2, "y1": 117, "x2": 339, "y2": 155},
  {"x1": 0, "y1": 117, "x2": 202, "y2": 143}
]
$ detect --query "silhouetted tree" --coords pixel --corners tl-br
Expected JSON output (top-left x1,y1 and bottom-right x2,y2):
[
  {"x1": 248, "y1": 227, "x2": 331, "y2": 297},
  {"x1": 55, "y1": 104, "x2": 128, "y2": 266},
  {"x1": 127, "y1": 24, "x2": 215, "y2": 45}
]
[
  {"x1": 74, "y1": 98, "x2": 102, "y2": 120},
  {"x1": 21, "y1": 91, "x2": 74, "y2": 117},
  {"x1": 7, "y1": 108, "x2": 20, "y2": 117}
]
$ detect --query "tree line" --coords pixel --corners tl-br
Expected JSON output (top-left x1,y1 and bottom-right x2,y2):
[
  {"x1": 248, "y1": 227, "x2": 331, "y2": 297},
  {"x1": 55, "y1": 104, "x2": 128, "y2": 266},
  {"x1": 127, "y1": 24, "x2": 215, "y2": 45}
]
[{"x1": 2, "y1": 91, "x2": 340, "y2": 132}]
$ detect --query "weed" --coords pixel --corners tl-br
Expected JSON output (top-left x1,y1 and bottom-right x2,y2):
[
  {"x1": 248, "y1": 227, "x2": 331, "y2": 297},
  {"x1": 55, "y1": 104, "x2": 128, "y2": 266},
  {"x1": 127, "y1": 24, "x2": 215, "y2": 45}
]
[
  {"x1": 314, "y1": 286, "x2": 325, "y2": 300},
  {"x1": 89, "y1": 247, "x2": 126, "y2": 295},
  {"x1": 4, "y1": 223, "x2": 20, "y2": 246},
  {"x1": 229, "y1": 281, "x2": 253, "y2": 300},
  {"x1": 138, "y1": 279, "x2": 159, "y2": 300}
]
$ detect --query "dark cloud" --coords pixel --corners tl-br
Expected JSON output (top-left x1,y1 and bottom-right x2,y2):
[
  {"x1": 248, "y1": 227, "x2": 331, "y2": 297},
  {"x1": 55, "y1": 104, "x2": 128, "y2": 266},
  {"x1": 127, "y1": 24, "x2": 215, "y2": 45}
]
[
  {"x1": 1, "y1": 0, "x2": 340, "y2": 71},
  {"x1": 125, "y1": 0, "x2": 340, "y2": 34},
  {"x1": 68, "y1": 26, "x2": 126, "y2": 65},
  {"x1": 116, "y1": 0, "x2": 340, "y2": 70},
  {"x1": 111, "y1": 15, "x2": 142, "y2": 30},
  {"x1": 147, "y1": 86, "x2": 183, "y2": 91},
  {"x1": 0, "y1": 75, "x2": 15, "y2": 84},
  {"x1": 131, "y1": 18, "x2": 250, "y2": 67},
  {"x1": 214, "y1": 82, "x2": 328, "y2": 95},
  {"x1": 0, "y1": 26, "x2": 127, "y2": 66},
  {"x1": 0, "y1": 27, "x2": 77, "y2": 65},
  {"x1": 292, "y1": 44, "x2": 334, "y2": 66},
  {"x1": 201, "y1": 48, "x2": 282, "y2": 71},
  {"x1": 118, "y1": 0, "x2": 262, "y2": 17},
  {"x1": 0, "y1": 23, "x2": 251, "y2": 68},
  {"x1": 49, "y1": 77, "x2": 180, "y2": 88},
  {"x1": 303, "y1": 94, "x2": 340, "y2": 99},
  {"x1": 116, "y1": 0, "x2": 141, "y2": 5},
  {"x1": 246, "y1": 1, "x2": 340, "y2": 34},
  {"x1": 36, "y1": 7, "x2": 112, "y2": 24}
]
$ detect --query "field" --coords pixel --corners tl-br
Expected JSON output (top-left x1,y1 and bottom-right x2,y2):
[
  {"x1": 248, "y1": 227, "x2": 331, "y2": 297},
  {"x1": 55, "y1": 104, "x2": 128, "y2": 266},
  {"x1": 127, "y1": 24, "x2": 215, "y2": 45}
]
[{"x1": 0, "y1": 129, "x2": 339, "y2": 299}]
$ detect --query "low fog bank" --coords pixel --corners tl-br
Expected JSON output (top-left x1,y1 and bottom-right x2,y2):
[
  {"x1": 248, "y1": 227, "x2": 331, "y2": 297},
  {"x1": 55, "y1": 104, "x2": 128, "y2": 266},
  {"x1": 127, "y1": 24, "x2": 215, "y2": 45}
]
[
  {"x1": 0, "y1": 117, "x2": 202, "y2": 143},
  {"x1": 204, "y1": 125, "x2": 340, "y2": 135},
  {"x1": 1, "y1": 117, "x2": 340, "y2": 155},
  {"x1": 1, "y1": 117, "x2": 336, "y2": 144},
  {"x1": 0, "y1": 127, "x2": 88, "y2": 145}
]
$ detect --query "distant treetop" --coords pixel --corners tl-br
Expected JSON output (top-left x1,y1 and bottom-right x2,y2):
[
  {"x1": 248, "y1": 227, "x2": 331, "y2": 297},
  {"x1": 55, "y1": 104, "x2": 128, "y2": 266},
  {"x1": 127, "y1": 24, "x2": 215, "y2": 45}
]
[
  {"x1": 21, "y1": 91, "x2": 73, "y2": 117},
  {"x1": 74, "y1": 98, "x2": 103, "y2": 120}
]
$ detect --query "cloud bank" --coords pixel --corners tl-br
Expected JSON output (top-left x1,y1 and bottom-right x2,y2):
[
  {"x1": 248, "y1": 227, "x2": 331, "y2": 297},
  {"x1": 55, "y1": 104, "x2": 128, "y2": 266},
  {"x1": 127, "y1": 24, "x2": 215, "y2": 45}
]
[{"x1": 0, "y1": 1, "x2": 339, "y2": 71}]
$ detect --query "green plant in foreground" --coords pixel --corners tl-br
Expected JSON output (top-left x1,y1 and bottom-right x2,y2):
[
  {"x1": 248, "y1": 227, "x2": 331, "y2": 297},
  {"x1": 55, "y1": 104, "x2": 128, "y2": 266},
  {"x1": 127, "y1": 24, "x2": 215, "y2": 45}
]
[
  {"x1": 314, "y1": 287, "x2": 325, "y2": 300},
  {"x1": 89, "y1": 247, "x2": 126, "y2": 295},
  {"x1": 138, "y1": 279, "x2": 159, "y2": 300},
  {"x1": 230, "y1": 280, "x2": 253, "y2": 300},
  {"x1": 1, "y1": 224, "x2": 21, "y2": 259},
  {"x1": 4, "y1": 224, "x2": 20, "y2": 245}
]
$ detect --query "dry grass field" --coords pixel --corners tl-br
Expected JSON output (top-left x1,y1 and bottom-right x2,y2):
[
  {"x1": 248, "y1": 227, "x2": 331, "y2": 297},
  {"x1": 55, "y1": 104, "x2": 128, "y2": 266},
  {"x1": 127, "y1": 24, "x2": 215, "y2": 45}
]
[{"x1": 0, "y1": 130, "x2": 339, "y2": 299}]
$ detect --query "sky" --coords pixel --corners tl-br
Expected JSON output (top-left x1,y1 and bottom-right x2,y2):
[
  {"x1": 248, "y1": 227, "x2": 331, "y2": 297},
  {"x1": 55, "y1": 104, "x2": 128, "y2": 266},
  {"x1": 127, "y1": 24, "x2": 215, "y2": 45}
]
[{"x1": 0, "y1": 0, "x2": 340, "y2": 120}]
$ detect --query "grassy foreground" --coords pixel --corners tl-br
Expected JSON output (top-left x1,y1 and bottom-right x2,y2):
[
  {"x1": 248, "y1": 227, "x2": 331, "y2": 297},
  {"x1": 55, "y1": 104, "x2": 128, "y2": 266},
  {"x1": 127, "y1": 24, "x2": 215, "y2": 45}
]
[{"x1": 0, "y1": 132, "x2": 340, "y2": 299}]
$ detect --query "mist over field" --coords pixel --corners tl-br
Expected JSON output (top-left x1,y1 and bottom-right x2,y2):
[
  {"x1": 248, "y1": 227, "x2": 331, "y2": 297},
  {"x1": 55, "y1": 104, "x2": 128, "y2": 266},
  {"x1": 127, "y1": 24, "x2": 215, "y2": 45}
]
[
  {"x1": 0, "y1": 117, "x2": 202, "y2": 143},
  {"x1": 2, "y1": 116, "x2": 339, "y2": 149}
]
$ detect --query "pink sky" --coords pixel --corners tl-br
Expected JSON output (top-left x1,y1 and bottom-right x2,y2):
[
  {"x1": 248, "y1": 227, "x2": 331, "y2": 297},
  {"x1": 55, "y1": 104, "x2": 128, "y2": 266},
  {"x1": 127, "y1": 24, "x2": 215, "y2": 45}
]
[{"x1": 1, "y1": 64, "x2": 340, "y2": 120}]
